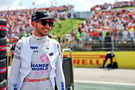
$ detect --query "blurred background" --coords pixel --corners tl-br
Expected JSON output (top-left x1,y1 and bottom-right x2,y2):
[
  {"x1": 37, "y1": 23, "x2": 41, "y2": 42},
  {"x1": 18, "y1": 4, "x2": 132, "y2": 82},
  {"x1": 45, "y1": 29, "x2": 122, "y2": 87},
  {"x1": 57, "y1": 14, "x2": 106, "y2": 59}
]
[
  {"x1": 0, "y1": 0, "x2": 134, "y2": 51},
  {"x1": 0, "y1": 0, "x2": 135, "y2": 89}
]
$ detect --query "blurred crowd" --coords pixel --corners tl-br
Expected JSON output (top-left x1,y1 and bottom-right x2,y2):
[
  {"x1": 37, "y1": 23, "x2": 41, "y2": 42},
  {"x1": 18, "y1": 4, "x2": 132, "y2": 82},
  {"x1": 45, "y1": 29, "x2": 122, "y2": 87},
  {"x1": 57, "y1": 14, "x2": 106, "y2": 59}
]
[
  {"x1": 91, "y1": 0, "x2": 135, "y2": 11},
  {"x1": 70, "y1": 5, "x2": 135, "y2": 49},
  {"x1": 0, "y1": 0, "x2": 135, "y2": 50},
  {"x1": 0, "y1": 5, "x2": 73, "y2": 40}
]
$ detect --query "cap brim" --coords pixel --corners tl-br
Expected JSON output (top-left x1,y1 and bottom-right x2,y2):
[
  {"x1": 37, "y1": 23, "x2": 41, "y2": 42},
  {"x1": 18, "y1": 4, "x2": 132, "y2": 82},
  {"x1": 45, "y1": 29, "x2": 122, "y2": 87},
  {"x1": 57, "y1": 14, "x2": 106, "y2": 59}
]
[{"x1": 41, "y1": 17, "x2": 56, "y2": 22}]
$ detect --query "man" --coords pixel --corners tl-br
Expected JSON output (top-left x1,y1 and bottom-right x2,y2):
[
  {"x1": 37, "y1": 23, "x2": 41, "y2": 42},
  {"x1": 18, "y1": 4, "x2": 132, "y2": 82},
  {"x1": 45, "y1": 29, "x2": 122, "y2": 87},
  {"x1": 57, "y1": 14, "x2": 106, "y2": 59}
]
[
  {"x1": 104, "y1": 32, "x2": 112, "y2": 51},
  {"x1": 9, "y1": 11, "x2": 65, "y2": 90},
  {"x1": 10, "y1": 36, "x2": 19, "y2": 59},
  {"x1": 102, "y1": 52, "x2": 116, "y2": 69}
]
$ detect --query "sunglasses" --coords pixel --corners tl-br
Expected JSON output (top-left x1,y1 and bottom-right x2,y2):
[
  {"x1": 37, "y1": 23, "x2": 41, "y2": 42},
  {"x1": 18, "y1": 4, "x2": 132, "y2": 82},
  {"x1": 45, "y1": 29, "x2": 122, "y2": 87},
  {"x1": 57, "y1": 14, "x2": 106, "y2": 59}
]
[{"x1": 38, "y1": 20, "x2": 54, "y2": 27}]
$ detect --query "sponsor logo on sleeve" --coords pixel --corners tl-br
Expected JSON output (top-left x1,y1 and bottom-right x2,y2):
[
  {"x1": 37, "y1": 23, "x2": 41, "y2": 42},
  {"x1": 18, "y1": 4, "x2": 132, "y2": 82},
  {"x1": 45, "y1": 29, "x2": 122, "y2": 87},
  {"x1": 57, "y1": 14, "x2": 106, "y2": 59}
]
[
  {"x1": 61, "y1": 82, "x2": 64, "y2": 90},
  {"x1": 13, "y1": 84, "x2": 18, "y2": 90}
]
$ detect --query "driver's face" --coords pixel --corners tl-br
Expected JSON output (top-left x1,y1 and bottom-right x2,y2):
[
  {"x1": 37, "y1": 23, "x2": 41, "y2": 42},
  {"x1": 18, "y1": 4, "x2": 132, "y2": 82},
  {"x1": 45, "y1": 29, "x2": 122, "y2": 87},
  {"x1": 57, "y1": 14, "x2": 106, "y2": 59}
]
[{"x1": 33, "y1": 19, "x2": 53, "y2": 37}]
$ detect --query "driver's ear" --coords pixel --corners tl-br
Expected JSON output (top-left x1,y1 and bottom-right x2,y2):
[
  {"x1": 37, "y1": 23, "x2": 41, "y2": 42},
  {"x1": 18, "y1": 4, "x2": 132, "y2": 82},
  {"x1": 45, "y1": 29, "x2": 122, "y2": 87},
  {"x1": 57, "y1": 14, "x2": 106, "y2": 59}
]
[{"x1": 31, "y1": 21, "x2": 36, "y2": 27}]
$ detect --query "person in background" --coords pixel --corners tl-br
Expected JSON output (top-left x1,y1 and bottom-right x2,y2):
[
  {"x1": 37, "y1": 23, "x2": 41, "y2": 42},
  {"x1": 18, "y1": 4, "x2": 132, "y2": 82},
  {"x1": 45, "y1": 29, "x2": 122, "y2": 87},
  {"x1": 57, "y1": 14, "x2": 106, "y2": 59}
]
[
  {"x1": 9, "y1": 11, "x2": 65, "y2": 90},
  {"x1": 104, "y1": 32, "x2": 112, "y2": 51},
  {"x1": 103, "y1": 52, "x2": 117, "y2": 69},
  {"x1": 10, "y1": 36, "x2": 19, "y2": 59}
]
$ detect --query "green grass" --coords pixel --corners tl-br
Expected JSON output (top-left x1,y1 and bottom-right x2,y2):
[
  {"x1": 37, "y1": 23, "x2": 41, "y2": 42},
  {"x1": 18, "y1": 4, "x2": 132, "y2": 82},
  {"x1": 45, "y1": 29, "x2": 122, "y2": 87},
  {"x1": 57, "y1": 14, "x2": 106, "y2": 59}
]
[
  {"x1": 50, "y1": 19, "x2": 84, "y2": 37},
  {"x1": 50, "y1": 6, "x2": 134, "y2": 38},
  {"x1": 113, "y1": 6, "x2": 135, "y2": 10}
]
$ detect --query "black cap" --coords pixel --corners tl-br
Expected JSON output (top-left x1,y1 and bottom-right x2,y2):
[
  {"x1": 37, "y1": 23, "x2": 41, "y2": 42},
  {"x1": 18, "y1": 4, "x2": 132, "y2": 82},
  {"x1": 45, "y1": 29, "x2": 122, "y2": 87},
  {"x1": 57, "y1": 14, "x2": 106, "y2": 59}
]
[{"x1": 31, "y1": 11, "x2": 52, "y2": 21}]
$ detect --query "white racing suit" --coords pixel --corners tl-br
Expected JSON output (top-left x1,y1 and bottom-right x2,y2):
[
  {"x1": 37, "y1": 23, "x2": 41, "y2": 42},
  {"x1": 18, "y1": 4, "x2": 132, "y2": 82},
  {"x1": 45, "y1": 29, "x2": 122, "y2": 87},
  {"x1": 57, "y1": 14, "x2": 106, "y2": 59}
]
[{"x1": 9, "y1": 35, "x2": 65, "y2": 90}]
